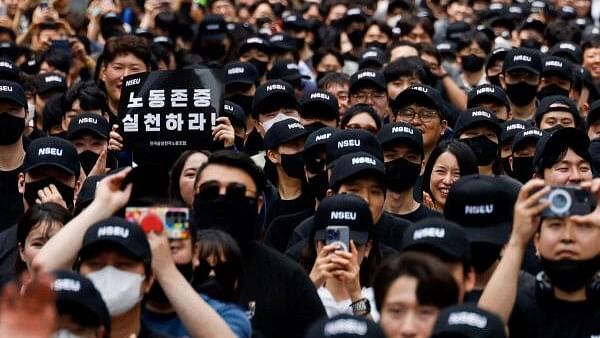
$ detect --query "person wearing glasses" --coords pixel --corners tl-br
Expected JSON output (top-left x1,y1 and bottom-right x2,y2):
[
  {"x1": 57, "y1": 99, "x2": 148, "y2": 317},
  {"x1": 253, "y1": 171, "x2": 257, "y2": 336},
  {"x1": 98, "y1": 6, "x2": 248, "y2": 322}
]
[
  {"x1": 348, "y1": 68, "x2": 390, "y2": 120},
  {"x1": 390, "y1": 84, "x2": 448, "y2": 165}
]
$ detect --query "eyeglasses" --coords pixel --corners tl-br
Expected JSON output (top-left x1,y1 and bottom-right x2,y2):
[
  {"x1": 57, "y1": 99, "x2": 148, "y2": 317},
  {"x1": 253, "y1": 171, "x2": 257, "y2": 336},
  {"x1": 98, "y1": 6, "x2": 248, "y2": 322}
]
[
  {"x1": 351, "y1": 91, "x2": 387, "y2": 102},
  {"x1": 396, "y1": 108, "x2": 440, "y2": 123}
]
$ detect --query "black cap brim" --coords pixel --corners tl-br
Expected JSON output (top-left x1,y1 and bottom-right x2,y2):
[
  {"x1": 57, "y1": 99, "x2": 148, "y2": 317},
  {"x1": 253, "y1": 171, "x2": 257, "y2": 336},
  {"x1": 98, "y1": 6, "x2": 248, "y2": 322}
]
[
  {"x1": 79, "y1": 240, "x2": 145, "y2": 263},
  {"x1": 505, "y1": 65, "x2": 540, "y2": 75},
  {"x1": 463, "y1": 221, "x2": 511, "y2": 245},
  {"x1": 67, "y1": 127, "x2": 109, "y2": 141},
  {"x1": 24, "y1": 162, "x2": 78, "y2": 176}
]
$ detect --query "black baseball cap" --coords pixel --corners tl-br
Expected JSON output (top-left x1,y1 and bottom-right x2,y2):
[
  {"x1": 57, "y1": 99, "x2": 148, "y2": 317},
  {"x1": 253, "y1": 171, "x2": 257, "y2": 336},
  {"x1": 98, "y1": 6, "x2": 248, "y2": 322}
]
[
  {"x1": 24, "y1": 136, "x2": 80, "y2": 177},
  {"x1": 586, "y1": 100, "x2": 600, "y2": 129},
  {"x1": 238, "y1": 36, "x2": 271, "y2": 56},
  {"x1": 534, "y1": 95, "x2": 579, "y2": 126},
  {"x1": 267, "y1": 59, "x2": 310, "y2": 83},
  {"x1": 269, "y1": 33, "x2": 297, "y2": 52},
  {"x1": 377, "y1": 122, "x2": 423, "y2": 157},
  {"x1": 444, "y1": 175, "x2": 514, "y2": 245},
  {"x1": 0, "y1": 58, "x2": 19, "y2": 83},
  {"x1": 67, "y1": 113, "x2": 110, "y2": 140},
  {"x1": 263, "y1": 118, "x2": 307, "y2": 150},
  {"x1": 326, "y1": 129, "x2": 383, "y2": 163},
  {"x1": 305, "y1": 127, "x2": 339, "y2": 153},
  {"x1": 437, "y1": 41, "x2": 457, "y2": 59},
  {"x1": 283, "y1": 14, "x2": 310, "y2": 30},
  {"x1": 198, "y1": 15, "x2": 228, "y2": 42},
  {"x1": 300, "y1": 90, "x2": 339, "y2": 121},
  {"x1": 358, "y1": 47, "x2": 387, "y2": 69},
  {"x1": 500, "y1": 119, "x2": 531, "y2": 145},
  {"x1": 541, "y1": 56, "x2": 572, "y2": 80},
  {"x1": 517, "y1": 18, "x2": 545, "y2": 35},
  {"x1": 314, "y1": 194, "x2": 373, "y2": 245},
  {"x1": 548, "y1": 41, "x2": 583, "y2": 64},
  {"x1": 329, "y1": 151, "x2": 385, "y2": 190},
  {"x1": 36, "y1": 72, "x2": 67, "y2": 95},
  {"x1": 453, "y1": 108, "x2": 501, "y2": 138},
  {"x1": 485, "y1": 48, "x2": 509, "y2": 70},
  {"x1": 341, "y1": 8, "x2": 368, "y2": 26},
  {"x1": 512, "y1": 127, "x2": 547, "y2": 152},
  {"x1": 391, "y1": 84, "x2": 444, "y2": 115},
  {"x1": 224, "y1": 61, "x2": 259, "y2": 87},
  {"x1": 79, "y1": 217, "x2": 152, "y2": 266},
  {"x1": 446, "y1": 21, "x2": 471, "y2": 42},
  {"x1": 52, "y1": 270, "x2": 110, "y2": 334},
  {"x1": 252, "y1": 80, "x2": 298, "y2": 118},
  {"x1": 223, "y1": 100, "x2": 246, "y2": 129},
  {"x1": 349, "y1": 68, "x2": 386, "y2": 93},
  {"x1": 503, "y1": 48, "x2": 542, "y2": 75},
  {"x1": 467, "y1": 84, "x2": 509, "y2": 109},
  {"x1": 0, "y1": 79, "x2": 26, "y2": 107},
  {"x1": 305, "y1": 314, "x2": 386, "y2": 338},
  {"x1": 401, "y1": 218, "x2": 471, "y2": 264},
  {"x1": 431, "y1": 304, "x2": 506, "y2": 338},
  {"x1": 533, "y1": 127, "x2": 591, "y2": 173}
]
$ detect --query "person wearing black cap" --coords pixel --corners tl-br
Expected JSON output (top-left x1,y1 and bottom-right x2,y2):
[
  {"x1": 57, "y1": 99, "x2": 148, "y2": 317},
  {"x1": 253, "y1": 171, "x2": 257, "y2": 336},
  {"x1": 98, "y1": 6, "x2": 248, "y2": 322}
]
[
  {"x1": 373, "y1": 251, "x2": 460, "y2": 338},
  {"x1": 453, "y1": 107, "x2": 501, "y2": 176},
  {"x1": 34, "y1": 72, "x2": 67, "y2": 122},
  {"x1": 264, "y1": 118, "x2": 314, "y2": 224},
  {"x1": 478, "y1": 178, "x2": 600, "y2": 338},
  {"x1": 499, "y1": 119, "x2": 531, "y2": 176},
  {"x1": 549, "y1": 41, "x2": 584, "y2": 65},
  {"x1": 67, "y1": 112, "x2": 110, "y2": 177},
  {"x1": 510, "y1": 128, "x2": 547, "y2": 184},
  {"x1": 339, "y1": 8, "x2": 368, "y2": 64},
  {"x1": 538, "y1": 56, "x2": 575, "y2": 100},
  {"x1": 192, "y1": 150, "x2": 326, "y2": 338},
  {"x1": 533, "y1": 127, "x2": 593, "y2": 186},
  {"x1": 238, "y1": 36, "x2": 272, "y2": 80},
  {"x1": 223, "y1": 100, "x2": 247, "y2": 151},
  {"x1": 52, "y1": 270, "x2": 110, "y2": 337},
  {"x1": 305, "y1": 314, "x2": 386, "y2": 338},
  {"x1": 282, "y1": 14, "x2": 313, "y2": 65},
  {"x1": 299, "y1": 89, "x2": 339, "y2": 131},
  {"x1": 358, "y1": 47, "x2": 387, "y2": 71},
  {"x1": 348, "y1": 68, "x2": 389, "y2": 120},
  {"x1": 515, "y1": 18, "x2": 546, "y2": 51},
  {"x1": 586, "y1": 99, "x2": 600, "y2": 140},
  {"x1": 305, "y1": 194, "x2": 381, "y2": 320},
  {"x1": 194, "y1": 15, "x2": 234, "y2": 66},
  {"x1": 224, "y1": 61, "x2": 259, "y2": 118},
  {"x1": 500, "y1": 48, "x2": 543, "y2": 120},
  {"x1": 485, "y1": 48, "x2": 508, "y2": 87},
  {"x1": 430, "y1": 304, "x2": 506, "y2": 338},
  {"x1": 341, "y1": 104, "x2": 383, "y2": 134},
  {"x1": 391, "y1": 84, "x2": 448, "y2": 164},
  {"x1": 251, "y1": 79, "x2": 300, "y2": 138},
  {"x1": 267, "y1": 59, "x2": 310, "y2": 98},
  {"x1": 535, "y1": 95, "x2": 583, "y2": 131},
  {"x1": 400, "y1": 218, "x2": 475, "y2": 301},
  {"x1": 467, "y1": 84, "x2": 511, "y2": 122},
  {"x1": 377, "y1": 122, "x2": 441, "y2": 222}
]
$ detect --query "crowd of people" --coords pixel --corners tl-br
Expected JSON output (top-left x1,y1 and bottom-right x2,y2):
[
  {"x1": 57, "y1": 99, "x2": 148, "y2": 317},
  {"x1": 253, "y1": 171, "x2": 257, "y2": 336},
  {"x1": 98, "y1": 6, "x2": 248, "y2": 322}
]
[{"x1": 0, "y1": 0, "x2": 597, "y2": 337}]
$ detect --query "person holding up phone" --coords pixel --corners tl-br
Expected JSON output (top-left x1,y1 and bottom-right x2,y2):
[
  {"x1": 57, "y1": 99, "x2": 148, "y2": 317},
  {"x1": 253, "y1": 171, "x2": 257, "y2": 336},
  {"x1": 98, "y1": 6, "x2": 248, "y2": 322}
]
[
  {"x1": 306, "y1": 194, "x2": 381, "y2": 321},
  {"x1": 478, "y1": 178, "x2": 600, "y2": 338}
]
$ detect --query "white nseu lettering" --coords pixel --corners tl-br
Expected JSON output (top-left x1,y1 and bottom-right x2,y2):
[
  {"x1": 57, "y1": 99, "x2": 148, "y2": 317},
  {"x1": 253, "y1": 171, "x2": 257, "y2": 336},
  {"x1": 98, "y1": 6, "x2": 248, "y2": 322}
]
[
  {"x1": 270, "y1": 35, "x2": 283, "y2": 42},
  {"x1": 413, "y1": 227, "x2": 445, "y2": 240},
  {"x1": 324, "y1": 319, "x2": 367, "y2": 335},
  {"x1": 476, "y1": 87, "x2": 495, "y2": 95},
  {"x1": 330, "y1": 211, "x2": 357, "y2": 220},
  {"x1": 351, "y1": 156, "x2": 376, "y2": 165},
  {"x1": 206, "y1": 24, "x2": 220, "y2": 30},
  {"x1": 314, "y1": 133, "x2": 331, "y2": 141},
  {"x1": 227, "y1": 67, "x2": 245, "y2": 75},
  {"x1": 363, "y1": 51, "x2": 378, "y2": 58},
  {"x1": 53, "y1": 278, "x2": 81, "y2": 292},
  {"x1": 391, "y1": 126, "x2": 414, "y2": 134},
  {"x1": 346, "y1": 8, "x2": 361, "y2": 16},
  {"x1": 45, "y1": 75, "x2": 63, "y2": 83},
  {"x1": 471, "y1": 110, "x2": 491, "y2": 118},
  {"x1": 545, "y1": 60, "x2": 563, "y2": 68},
  {"x1": 412, "y1": 86, "x2": 429, "y2": 93},
  {"x1": 447, "y1": 312, "x2": 488, "y2": 328},
  {"x1": 357, "y1": 71, "x2": 376, "y2": 79},
  {"x1": 97, "y1": 226, "x2": 130, "y2": 239},
  {"x1": 559, "y1": 43, "x2": 576, "y2": 51},
  {"x1": 310, "y1": 92, "x2": 330, "y2": 100},
  {"x1": 78, "y1": 117, "x2": 97, "y2": 124},
  {"x1": 287, "y1": 122, "x2": 304, "y2": 130},
  {"x1": 125, "y1": 78, "x2": 140, "y2": 86},
  {"x1": 464, "y1": 204, "x2": 494, "y2": 215},
  {"x1": 506, "y1": 123, "x2": 525, "y2": 131},
  {"x1": 0, "y1": 85, "x2": 13, "y2": 91},
  {"x1": 337, "y1": 139, "x2": 360, "y2": 148},
  {"x1": 266, "y1": 84, "x2": 286, "y2": 91},
  {"x1": 513, "y1": 55, "x2": 532, "y2": 62},
  {"x1": 286, "y1": 63, "x2": 299, "y2": 70},
  {"x1": 38, "y1": 147, "x2": 63, "y2": 156},
  {"x1": 523, "y1": 129, "x2": 543, "y2": 137},
  {"x1": 437, "y1": 43, "x2": 451, "y2": 50},
  {"x1": 224, "y1": 104, "x2": 233, "y2": 111},
  {"x1": 0, "y1": 61, "x2": 12, "y2": 69},
  {"x1": 246, "y1": 37, "x2": 263, "y2": 44}
]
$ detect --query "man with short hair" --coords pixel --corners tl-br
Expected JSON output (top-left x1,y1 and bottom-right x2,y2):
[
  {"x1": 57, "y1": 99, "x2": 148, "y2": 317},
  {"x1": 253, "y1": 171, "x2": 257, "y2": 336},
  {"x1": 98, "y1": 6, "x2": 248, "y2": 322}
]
[
  {"x1": 500, "y1": 48, "x2": 543, "y2": 120},
  {"x1": 318, "y1": 72, "x2": 350, "y2": 117}
]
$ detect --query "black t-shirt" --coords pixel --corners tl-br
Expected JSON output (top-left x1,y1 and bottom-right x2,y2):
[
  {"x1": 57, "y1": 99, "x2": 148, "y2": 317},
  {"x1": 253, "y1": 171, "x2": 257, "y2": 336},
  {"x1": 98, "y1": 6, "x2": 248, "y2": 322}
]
[
  {"x1": 139, "y1": 322, "x2": 174, "y2": 338},
  {"x1": 393, "y1": 204, "x2": 442, "y2": 223},
  {"x1": 264, "y1": 208, "x2": 314, "y2": 253},
  {"x1": 464, "y1": 271, "x2": 535, "y2": 304},
  {"x1": 266, "y1": 190, "x2": 314, "y2": 227},
  {"x1": 0, "y1": 225, "x2": 17, "y2": 289},
  {"x1": 238, "y1": 242, "x2": 326, "y2": 338},
  {"x1": 508, "y1": 274, "x2": 600, "y2": 338},
  {"x1": 0, "y1": 167, "x2": 23, "y2": 232}
]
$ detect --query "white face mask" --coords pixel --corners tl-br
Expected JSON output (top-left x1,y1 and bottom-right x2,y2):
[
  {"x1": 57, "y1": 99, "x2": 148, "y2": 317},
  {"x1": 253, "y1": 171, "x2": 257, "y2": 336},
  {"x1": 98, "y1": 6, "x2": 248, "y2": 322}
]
[
  {"x1": 27, "y1": 100, "x2": 35, "y2": 126},
  {"x1": 262, "y1": 113, "x2": 297, "y2": 132},
  {"x1": 86, "y1": 266, "x2": 145, "y2": 316},
  {"x1": 52, "y1": 329, "x2": 85, "y2": 338}
]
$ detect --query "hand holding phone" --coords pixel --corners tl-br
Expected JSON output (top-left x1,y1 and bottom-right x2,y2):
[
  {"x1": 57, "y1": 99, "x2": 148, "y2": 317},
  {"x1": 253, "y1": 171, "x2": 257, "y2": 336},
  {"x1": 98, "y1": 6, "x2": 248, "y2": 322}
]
[{"x1": 325, "y1": 226, "x2": 350, "y2": 252}]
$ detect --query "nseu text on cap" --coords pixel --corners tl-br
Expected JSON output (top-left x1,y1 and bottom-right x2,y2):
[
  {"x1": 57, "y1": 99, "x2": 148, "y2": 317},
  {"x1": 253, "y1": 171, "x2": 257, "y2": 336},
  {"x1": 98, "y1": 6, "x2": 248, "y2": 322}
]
[
  {"x1": 305, "y1": 314, "x2": 385, "y2": 338},
  {"x1": 24, "y1": 136, "x2": 80, "y2": 176}
]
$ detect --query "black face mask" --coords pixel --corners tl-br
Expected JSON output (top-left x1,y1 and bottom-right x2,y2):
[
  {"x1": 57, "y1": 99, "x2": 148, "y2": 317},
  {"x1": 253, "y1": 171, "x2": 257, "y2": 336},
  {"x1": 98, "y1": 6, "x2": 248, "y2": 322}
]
[
  {"x1": 512, "y1": 156, "x2": 534, "y2": 184},
  {"x1": 280, "y1": 152, "x2": 306, "y2": 180},
  {"x1": 347, "y1": 29, "x2": 365, "y2": 47},
  {"x1": 147, "y1": 263, "x2": 194, "y2": 305},
  {"x1": 234, "y1": 136, "x2": 245, "y2": 151},
  {"x1": 248, "y1": 58, "x2": 268, "y2": 78},
  {"x1": 540, "y1": 255, "x2": 600, "y2": 292},
  {"x1": 461, "y1": 135, "x2": 498, "y2": 166},
  {"x1": 78, "y1": 150, "x2": 100, "y2": 176},
  {"x1": 488, "y1": 75, "x2": 501, "y2": 87},
  {"x1": 385, "y1": 157, "x2": 421, "y2": 192},
  {"x1": 365, "y1": 41, "x2": 387, "y2": 51},
  {"x1": 192, "y1": 259, "x2": 240, "y2": 302},
  {"x1": 295, "y1": 38, "x2": 306, "y2": 50},
  {"x1": 24, "y1": 177, "x2": 75, "y2": 208},
  {"x1": 501, "y1": 157, "x2": 513, "y2": 176},
  {"x1": 0, "y1": 113, "x2": 24, "y2": 145},
  {"x1": 520, "y1": 39, "x2": 542, "y2": 50},
  {"x1": 537, "y1": 84, "x2": 570, "y2": 101},
  {"x1": 506, "y1": 82, "x2": 538, "y2": 106},
  {"x1": 227, "y1": 94, "x2": 253, "y2": 117},
  {"x1": 307, "y1": 171, "x2": 328, "y2": 201},
  {"x1": 304, "y1": 122, "x2": 327, "y2": 135},
  {"x1": 193, "y1": 187, "x2": 259, "y2": 246},
  {"x1": 201, "y1": 43, "x2": 226, "y2": 61},
  {"x1": 461, "y1": 55, "x2": 485, "y2": 72},
  {"x1": 544, "y1": 124, "x2": 564, "y2": 133},
  {"x1": 471, "y1": 243, "x2": 502, "y2": 273},
  {"x1": 422, "y1": 65, "x2": 438, "y2": 87}
]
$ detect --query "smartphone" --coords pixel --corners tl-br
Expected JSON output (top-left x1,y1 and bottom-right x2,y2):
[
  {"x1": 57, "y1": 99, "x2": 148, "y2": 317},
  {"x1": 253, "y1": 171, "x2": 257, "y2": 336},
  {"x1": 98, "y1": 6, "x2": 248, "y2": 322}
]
[
  {"x1": 325, "y1": 226, "x2": 350, "y2": 252},
  {"x1": 125, "y1": 207, "x2": 190, "y2": 240},
  {"x1": 51, "y1": 39, "x2": 71, "y2": 51}
]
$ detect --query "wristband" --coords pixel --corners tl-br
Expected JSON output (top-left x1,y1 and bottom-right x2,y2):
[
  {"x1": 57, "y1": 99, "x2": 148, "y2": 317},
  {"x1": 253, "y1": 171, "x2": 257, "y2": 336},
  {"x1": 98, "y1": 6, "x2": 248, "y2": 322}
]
[{"x1": 350, "y1": 298, "x2": 371, "y2": 316}]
